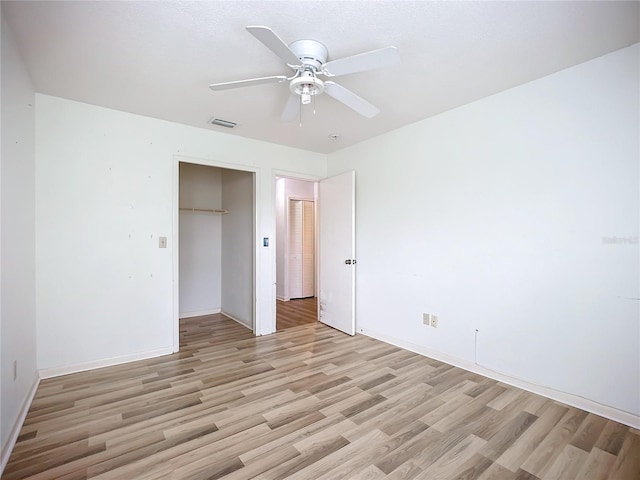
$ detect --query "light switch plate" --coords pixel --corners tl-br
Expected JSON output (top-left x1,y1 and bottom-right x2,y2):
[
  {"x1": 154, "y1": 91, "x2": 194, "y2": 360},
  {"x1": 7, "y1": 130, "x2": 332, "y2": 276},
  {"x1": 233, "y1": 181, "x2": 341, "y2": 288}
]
[{"x1": 159, "y1": 237, "x2": 167, "y2": 248}]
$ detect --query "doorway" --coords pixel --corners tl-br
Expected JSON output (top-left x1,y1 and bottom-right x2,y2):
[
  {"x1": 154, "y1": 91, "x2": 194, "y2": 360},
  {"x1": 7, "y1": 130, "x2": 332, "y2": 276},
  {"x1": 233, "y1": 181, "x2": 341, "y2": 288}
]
[
  {"x1": 275, "y1": 177, "x2": 318, "y2": 331},
  {"x1": 177, "y1": 161, "x2": 255, "y2": 340}
]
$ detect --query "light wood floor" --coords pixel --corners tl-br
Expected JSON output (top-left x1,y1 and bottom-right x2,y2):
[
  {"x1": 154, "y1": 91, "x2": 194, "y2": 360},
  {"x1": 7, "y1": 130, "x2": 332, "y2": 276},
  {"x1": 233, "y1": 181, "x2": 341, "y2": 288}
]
[
  {"x1": 276, "y1": 297, "x2": 317, "y2": 331},
  {"x1": 3, "y1": 314, "x2": 639, "y2": 480}
]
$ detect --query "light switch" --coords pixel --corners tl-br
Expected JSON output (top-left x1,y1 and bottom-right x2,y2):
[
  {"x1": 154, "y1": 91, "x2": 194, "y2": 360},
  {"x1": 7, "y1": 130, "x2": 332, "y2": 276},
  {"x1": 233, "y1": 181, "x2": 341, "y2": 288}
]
[{"x1": 159, "y1": 237, "x2": 167, "y2": 248}]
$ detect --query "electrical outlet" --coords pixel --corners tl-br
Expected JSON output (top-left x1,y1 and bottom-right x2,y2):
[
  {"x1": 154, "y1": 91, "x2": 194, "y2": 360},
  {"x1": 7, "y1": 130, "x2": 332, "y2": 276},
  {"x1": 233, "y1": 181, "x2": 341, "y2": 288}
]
[
  {"x1": 423, "y1": 313, "x2": 430, "y2": 325},
  {"x1": 431, "y1": 315, "x2": 439, "y2": 328},
  {"x1": 13, "y1": 360, "x2": 17, "y2": 381}
]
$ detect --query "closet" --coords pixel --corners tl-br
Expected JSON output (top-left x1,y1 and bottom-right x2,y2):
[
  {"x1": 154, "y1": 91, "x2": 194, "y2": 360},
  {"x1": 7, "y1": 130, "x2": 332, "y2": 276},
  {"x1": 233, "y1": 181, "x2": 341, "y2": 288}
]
[
  {"x1": 178, "y1": 162, "x2": 254, "y2": 328},
  {"x1": 289, "y1": 199, "x2": 315, "y2": 299}
]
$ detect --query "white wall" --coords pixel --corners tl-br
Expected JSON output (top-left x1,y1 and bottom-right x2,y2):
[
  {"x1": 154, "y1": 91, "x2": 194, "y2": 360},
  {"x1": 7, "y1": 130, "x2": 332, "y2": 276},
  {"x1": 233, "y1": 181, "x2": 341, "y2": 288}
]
[
  {"x1": 0, "y1": 14, "x2": 38, "y2": 467},
  {"x1": 327, "y1": 45, "x2": 640, "y2": 423},
  {"x1": 284, "y1": 178, "x2": 315, "y2": 201},
  {"x1": 275, "y1": 178, "x2": 316, "y2": 300},
  {"x1": 221, "y1": 169, "x2": 254, "y2": 327},
  {"x1": 179, "y1": 163, "x2": 222, "y2": 316},
  {"x1": 35, "y1": 94, "x2": 326, "y2": 373}
]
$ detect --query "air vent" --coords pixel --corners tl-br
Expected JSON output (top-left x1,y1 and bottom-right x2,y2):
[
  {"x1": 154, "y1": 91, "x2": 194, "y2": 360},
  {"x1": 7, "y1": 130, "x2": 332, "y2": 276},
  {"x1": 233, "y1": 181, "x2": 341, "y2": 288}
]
[{"x1": 209, "y1": 117, "x2": 237, "y2": 129}]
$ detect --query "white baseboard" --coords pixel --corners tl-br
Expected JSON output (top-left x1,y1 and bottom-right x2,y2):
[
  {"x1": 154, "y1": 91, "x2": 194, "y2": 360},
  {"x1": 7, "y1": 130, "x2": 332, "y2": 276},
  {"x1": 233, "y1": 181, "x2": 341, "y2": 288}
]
[
  {"x1": 179, "y1": 308, "x2": 221, "y2": 319},
  {"x1": 1, "y1": 371, "x2": 40, "y2": 475},
  {"x1": 38, "y1": 346, "x2": 174, "y2": 379},
  {"x1": 221, "y1": 311, "x2": 252, "y2": 331},
  {"x1": 276, "y1": 296, "x2": 289, "y2": 302},
  {"x1": 358, "y1": 327, "x2": 640, "y2": 430}
]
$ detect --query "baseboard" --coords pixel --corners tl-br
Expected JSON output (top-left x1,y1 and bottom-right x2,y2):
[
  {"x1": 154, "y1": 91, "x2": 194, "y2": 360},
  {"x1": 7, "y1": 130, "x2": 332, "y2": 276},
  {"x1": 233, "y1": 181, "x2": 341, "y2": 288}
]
[
  {"x1": 1, "y1": 371, "x2": 40, "y2": 475},
  {"x1": 179, "y1": 308, "x2": 221, "y2": 319},
  {"x1": 358, "y1": 327, "x2": 640, "y2": 430},
  {"x1": 276, "y1": 296, "x2": 289, "y2": 302},
  {"x1": 38, "y1": 346, "x2": 175, "y2": 379},
  {"x1": 221, "y1": 311, "x2": 252, "y2": 331}
]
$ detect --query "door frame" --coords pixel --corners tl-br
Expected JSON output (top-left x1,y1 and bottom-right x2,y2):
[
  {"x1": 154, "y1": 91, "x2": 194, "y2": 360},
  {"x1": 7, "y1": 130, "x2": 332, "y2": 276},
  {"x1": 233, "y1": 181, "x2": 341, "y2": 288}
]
[
  {"x1": 172, "y1": 155, "x2": 259, "y2": 352},
  {"x1": 272, "y1": 170, "x2": 322, "y2": 331}
]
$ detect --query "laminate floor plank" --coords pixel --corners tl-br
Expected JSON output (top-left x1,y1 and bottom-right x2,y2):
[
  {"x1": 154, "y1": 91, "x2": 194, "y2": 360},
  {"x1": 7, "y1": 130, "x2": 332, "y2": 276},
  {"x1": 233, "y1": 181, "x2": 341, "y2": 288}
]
[
  {"x1": 3, "y1": 313, "x2": 638, "y2": 479},
  {"x1": 607, "y1": 432, "x2": 640, "y2": 480},
  {"x1": 520, "y1": 408, "x2": 588, "y2": 478},
  {"x1": 350, "y1": 464, "x2": 387, "y2": 480},
  {"x1": 384, "y1": 461, "x2": 424, "y2": 480},
  {"x1": 495, "y1": 403, "x2": 568, "y2": 472},
  {"x1": 541, "y1": 444, "x2": 589, "y2": 480},
  {"x1": 414, "y1": 433, "x2": 486, "y2": 480},
  {"x1": 253, "y1": 435, "x2": 350, "y2": 480},
  {"x1": 276, "y1": 297, "x2": 317, "y2": 331},
  {"x1": 576, "y1": 447, "x2": 616, "y2": 480},
  {"x1": 240, "y1": 412, "x2": 344, "y2": 466}
]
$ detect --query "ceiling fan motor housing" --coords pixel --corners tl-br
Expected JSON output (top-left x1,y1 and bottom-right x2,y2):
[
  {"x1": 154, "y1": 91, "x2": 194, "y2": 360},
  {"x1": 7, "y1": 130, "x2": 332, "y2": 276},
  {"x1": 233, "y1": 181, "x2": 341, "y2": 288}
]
[
  {"x1": 288, "y1": 40, "x2": 328, "y2": 100},
  {"x1": 288, "y1": 39, "x2": 328, "y2": 70}
]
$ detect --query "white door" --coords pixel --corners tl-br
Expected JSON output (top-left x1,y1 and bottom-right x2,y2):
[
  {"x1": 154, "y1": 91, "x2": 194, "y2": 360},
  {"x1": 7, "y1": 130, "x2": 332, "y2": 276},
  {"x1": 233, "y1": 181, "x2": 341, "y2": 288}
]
[
  {"x1": 289, "y1": 200, "x2": 303, "y2": 299},
  {"x1": 318, "y1": 171, "x2": 355, "y2": 335},
  {"x1": 289, "y1": 199, "x2": 315, "y2": 299}
]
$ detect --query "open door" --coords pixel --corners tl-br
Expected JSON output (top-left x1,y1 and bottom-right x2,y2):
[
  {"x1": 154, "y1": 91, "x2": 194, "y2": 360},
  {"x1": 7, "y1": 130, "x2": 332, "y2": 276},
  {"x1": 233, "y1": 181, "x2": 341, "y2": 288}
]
[{"x1": 318, "y1": 171, "x2": 355, "y2": 335}]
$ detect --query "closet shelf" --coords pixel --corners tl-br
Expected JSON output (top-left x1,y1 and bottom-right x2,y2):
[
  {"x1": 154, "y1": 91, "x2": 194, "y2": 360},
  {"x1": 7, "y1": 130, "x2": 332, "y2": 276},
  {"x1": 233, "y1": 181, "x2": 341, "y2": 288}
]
[{"x1": 180, "y1": 207, "x2": 229, "y2": 215}]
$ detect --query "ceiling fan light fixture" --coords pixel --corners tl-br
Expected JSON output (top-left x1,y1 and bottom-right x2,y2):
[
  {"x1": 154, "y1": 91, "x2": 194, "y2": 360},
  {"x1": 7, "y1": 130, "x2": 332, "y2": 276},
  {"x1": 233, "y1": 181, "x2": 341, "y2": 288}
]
[{"x1": 289, "y1": 73, "x2": 325, "y2": 98}]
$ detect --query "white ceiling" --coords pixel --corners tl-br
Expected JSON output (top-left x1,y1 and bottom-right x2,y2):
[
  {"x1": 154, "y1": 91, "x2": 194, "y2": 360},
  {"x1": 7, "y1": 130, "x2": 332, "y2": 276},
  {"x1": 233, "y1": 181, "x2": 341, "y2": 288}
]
[{"x1": 3, "y1": 1, "x2": 639, "y2": 154}]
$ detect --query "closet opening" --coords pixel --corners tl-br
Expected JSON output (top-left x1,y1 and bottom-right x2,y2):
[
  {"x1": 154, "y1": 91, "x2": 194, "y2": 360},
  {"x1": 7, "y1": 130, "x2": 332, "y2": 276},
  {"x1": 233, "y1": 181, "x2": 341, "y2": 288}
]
[{"x1": 177, "y1": 161, "x2": 255, "y2": 343}]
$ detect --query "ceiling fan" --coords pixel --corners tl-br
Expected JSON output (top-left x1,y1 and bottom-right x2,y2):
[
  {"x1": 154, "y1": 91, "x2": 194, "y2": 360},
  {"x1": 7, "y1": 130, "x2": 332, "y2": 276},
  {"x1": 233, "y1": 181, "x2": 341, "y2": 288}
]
[{"x1": 209, "y1": 26, "x2": 400, "y2": 122}]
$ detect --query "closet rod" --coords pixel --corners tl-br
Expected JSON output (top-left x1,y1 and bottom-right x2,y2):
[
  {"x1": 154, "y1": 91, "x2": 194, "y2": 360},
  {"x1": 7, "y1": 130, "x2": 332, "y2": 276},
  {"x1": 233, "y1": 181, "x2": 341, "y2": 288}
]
[{"x1": 179, "y1": 207, "x2": 229, "y2": 214}]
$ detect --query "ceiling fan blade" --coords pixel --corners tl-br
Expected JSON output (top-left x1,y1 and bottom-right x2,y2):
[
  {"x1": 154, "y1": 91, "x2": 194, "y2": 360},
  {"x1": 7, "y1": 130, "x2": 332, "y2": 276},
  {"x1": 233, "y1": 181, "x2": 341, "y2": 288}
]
[
  {"x1": 209, "y1": 75, "x2": 288, "y2": 91},
  {"x1": 322, "y1": 46, "x2": 400, "y2": 77},
  {"x1": 281, "y1": 94, "x2": 299, "y2": 123},
  {"x1": 324, "y1": 82, "x2": 380, "y2": 118},
  {"x1": 246, "y1": 26, "x2": 301, "y2": 66}
]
